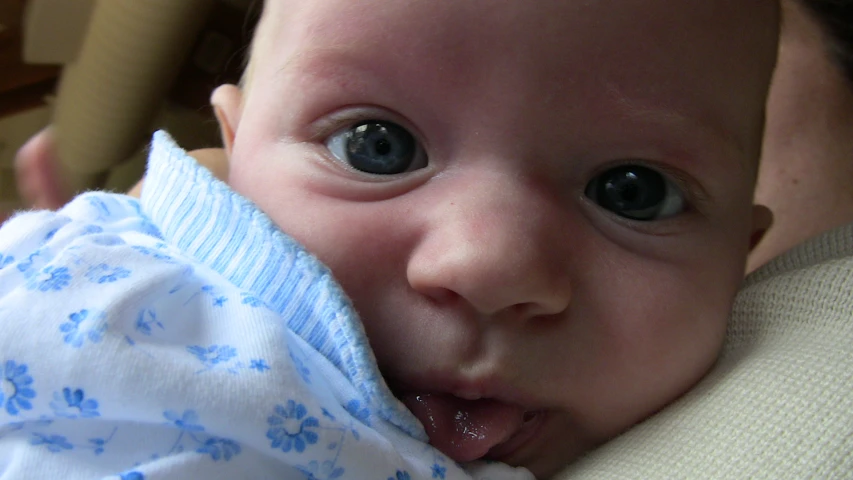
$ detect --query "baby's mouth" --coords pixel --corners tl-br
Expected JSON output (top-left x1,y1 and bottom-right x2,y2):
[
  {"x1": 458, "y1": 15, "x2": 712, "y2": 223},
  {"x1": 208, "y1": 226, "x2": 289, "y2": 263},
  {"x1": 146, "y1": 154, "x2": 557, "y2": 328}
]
[{"x1": 399, "y1": 392, "x2": 544, "y2": 463}]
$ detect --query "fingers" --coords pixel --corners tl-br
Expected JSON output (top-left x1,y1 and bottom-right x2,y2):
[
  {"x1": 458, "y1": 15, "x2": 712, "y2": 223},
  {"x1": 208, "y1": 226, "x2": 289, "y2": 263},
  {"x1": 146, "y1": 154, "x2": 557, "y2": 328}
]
[
  {"x1": 15, "y1": 126, "x2": 230, "y2": 206},
  {"x1": 14, "y1": 126, "x2": 72, "y2": 210}
]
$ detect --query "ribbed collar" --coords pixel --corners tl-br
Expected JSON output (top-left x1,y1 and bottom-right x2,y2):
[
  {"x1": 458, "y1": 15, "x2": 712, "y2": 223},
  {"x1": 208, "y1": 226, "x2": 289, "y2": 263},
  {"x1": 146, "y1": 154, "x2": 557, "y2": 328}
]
[{"x1": 140, "y1": 131, "x2": 424, "y2": 439}]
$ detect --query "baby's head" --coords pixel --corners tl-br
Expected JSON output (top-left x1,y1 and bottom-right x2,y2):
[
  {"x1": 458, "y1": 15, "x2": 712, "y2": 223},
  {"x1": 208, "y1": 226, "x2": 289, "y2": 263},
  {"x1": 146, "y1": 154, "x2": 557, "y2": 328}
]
[{"x1": 214, "y1": 0, "x2": 779, "y2": 476}]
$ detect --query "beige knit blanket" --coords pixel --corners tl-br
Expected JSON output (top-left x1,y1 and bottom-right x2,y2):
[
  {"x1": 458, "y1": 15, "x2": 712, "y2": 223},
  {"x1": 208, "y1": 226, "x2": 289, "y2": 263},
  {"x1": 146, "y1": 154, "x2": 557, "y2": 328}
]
[{"x1": 557, "y1": 223, "x2": 853, "y2": 479}]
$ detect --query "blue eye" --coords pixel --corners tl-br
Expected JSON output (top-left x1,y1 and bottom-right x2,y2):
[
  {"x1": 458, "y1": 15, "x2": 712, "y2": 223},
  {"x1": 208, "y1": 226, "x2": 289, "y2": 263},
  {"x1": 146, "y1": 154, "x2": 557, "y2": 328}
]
[
  {"x1": 585, "y1": 165, "x2": 686, "y2": 221},
  {"x1": 326, "y1": 120, "x2": 427, "y2": 175}
]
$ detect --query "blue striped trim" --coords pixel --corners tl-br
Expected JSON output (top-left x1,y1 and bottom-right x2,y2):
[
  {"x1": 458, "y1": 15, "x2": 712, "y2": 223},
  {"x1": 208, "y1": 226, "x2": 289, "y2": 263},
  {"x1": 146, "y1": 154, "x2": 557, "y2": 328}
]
[{"x1": 140, "y1": 132, "x2": 425, "y2": 439}]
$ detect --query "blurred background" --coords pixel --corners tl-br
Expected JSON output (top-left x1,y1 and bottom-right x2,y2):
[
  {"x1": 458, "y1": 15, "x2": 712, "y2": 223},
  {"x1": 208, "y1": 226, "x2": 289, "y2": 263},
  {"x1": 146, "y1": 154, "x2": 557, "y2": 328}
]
[{"x1": 0, "y1": 0, "x2": 257, "y2": 213}]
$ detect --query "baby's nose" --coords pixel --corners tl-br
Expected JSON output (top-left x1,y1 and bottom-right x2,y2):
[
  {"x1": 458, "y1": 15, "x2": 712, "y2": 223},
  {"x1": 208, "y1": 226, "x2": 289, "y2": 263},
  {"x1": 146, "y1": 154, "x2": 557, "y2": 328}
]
[{"x1": 406, "y1": 172, "x2": 572, "y2": 320}]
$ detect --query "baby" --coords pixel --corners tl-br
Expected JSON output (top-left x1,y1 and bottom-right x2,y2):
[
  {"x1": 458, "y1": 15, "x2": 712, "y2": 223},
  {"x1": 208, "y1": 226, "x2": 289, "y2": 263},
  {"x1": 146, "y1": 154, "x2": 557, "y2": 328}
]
[{"x1": 0, "y1": 0, "x2": 779, "y2": 478}]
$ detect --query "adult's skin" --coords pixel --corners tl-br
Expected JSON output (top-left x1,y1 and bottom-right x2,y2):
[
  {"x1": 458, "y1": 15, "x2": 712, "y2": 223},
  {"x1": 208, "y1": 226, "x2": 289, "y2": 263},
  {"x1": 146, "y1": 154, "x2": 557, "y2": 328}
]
[
  {"x1": 749, "y1": 0, "x2": 853, "y2": 271},
  {"x1": 9, "y1": 126, "x2": 228, "y2": 212}
]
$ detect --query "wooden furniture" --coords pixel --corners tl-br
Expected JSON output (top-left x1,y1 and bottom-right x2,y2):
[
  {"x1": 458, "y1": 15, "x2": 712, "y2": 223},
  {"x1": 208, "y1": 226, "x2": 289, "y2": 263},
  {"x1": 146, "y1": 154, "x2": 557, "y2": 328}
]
[{"x1": 0, "y1": 0, "x2": 60, "y2": 119}]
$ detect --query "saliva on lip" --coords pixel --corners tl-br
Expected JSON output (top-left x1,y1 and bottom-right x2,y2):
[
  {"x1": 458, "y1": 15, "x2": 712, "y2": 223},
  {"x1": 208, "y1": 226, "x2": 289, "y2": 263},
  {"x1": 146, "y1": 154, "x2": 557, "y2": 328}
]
[
  {"x1": 454, "y1": 410, "x2": 488, "y2": 442},
  {"x1": 402, "y1": 391, "x2": 530, "y2": 462}
]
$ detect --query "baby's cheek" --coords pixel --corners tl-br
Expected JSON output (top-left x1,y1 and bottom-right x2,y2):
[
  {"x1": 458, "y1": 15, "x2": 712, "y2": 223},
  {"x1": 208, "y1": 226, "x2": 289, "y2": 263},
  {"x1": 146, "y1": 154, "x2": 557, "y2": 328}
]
[
  {"x1": 584, "y1": 260, "x2": 730, "y2": 410},
  {"x1": 635, "y1": 286, "x2": 729, "y2": 401}
]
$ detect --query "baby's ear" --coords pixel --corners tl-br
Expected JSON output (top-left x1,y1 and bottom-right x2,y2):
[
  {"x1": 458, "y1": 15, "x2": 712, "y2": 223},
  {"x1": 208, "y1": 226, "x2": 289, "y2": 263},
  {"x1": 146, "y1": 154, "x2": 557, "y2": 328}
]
[
  {"x1": 211, "y1": 84, "x2": 243, "y2": 157},
  {"x1": 749, "y1": 204, "x2": 774, "y2": 251}
]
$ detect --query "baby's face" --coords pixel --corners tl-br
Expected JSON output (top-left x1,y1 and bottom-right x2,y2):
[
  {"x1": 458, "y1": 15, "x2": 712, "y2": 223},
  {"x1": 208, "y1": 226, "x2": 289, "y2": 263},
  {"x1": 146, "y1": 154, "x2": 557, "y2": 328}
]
[{"x1": 225, "y1": 0, "x2": 778, "y2": 476}]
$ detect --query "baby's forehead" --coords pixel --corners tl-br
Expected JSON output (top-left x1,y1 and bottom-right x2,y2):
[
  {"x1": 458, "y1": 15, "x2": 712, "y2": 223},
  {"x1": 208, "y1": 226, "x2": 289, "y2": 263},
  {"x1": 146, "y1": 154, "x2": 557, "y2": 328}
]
[
  {"x1": 249, "y1": 0, "x2": 778, "y2": 117},
  {"x1": 242, "y1": 0, "x2": 777, "y2": 180},
  {"x1": 254, "y1": 0, "x2": 777, "y2": 56}
]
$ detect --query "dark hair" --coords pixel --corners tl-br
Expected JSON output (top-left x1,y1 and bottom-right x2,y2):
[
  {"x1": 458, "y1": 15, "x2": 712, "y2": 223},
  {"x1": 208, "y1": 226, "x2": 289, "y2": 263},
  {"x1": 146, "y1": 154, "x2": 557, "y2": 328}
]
[{"x1": 800, "y1": 0, "x2": 853, "y2": 83}]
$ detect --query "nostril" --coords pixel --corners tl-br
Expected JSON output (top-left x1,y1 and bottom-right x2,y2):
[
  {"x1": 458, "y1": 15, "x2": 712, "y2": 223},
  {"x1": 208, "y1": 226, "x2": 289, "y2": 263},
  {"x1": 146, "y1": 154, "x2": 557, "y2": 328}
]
[
  {"x1": 417, "y1": 285, "x2": 461, "y2": 305},
  {"x1": 512, "y1": 300, "x2": 568, "y2": 321},
  {"x1": 522, "y1": 410, "x2": 539, "y2": 423}
]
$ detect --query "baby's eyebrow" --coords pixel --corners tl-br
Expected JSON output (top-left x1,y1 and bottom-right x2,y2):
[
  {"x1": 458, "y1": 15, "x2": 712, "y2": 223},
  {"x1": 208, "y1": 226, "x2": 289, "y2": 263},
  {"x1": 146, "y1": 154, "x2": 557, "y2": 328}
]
[
  {"x1": 273, "y1": 45, "x2": 423, "y2": 117},
  {"x1": 276, "y1": 46, "x2": 385, "y2": 86},
  {"x1": 271, "y1": 45, "x2": 412, "y2": 114},
  {"x1": 603, "y1": 83, "x2": 753, "y2": 175},
  {"x1": 274, "y1": 47, "x2": 753, "y2": 176}
]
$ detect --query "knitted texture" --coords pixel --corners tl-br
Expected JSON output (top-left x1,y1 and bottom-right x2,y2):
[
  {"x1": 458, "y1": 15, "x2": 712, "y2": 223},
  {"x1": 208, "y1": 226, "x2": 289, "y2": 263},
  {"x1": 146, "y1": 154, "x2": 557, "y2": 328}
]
[{"x1": 558, "y1": 223, "x2": 853, "y2": 479}]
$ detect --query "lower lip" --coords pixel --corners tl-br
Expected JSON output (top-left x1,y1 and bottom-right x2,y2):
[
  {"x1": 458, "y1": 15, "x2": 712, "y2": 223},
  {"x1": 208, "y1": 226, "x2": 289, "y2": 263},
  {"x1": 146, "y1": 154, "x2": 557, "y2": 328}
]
[{"x1": 486, "y1": 410, "x2": 546, "y2": 461}]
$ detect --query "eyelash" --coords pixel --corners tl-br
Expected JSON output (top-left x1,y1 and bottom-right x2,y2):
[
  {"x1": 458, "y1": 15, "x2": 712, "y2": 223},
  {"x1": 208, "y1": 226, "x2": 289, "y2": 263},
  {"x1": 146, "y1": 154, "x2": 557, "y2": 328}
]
[
  {"x1": 310, "y1": 107, "x2": 427, "y2": 149},
  {"x1": 584, "y1": 159, "x2": 710, "y2": 217},
  {"x1": 307, "y1": 108, "x2": 711, "y2": 217}
]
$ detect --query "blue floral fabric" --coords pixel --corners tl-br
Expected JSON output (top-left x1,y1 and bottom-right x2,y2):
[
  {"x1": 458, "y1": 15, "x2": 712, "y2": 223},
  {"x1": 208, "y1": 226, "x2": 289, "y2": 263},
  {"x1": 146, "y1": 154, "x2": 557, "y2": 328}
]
[{"x1": 0, "y1": 132, "x2": 532, "y2": 480}]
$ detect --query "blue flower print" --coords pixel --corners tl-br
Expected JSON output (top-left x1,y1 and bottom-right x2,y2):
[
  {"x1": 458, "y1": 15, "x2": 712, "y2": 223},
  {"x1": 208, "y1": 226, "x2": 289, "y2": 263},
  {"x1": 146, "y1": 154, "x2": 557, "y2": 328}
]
[
  {"x1": 88, "y1": 426, "x2": 118, "y2": 455},
  {"x1": 388, "y1": 470, "x2": 411, "y2": 480},
  {"x1": 290, "y1": 350, "x2": 312, "y2": 384},
  {"x1": 300, "y1": 460, "x2": 345, "y2": 479},
  {"x1": 90, "y1": 235, "x2": 125, "y2": 247},
  {"x1": 431, "y1": 464, "x2": 447, "y2": 479},
  {"x1": 2, "y1": 415, "x2": 52, "y2": 435},
  {"x1": 266, "y1": 400, "x2": 320, "y2": 453},
  {"x1": 1, "y1": 417, "x2": 52, "y2": 441},
  {"x1": 50, "y1": 387, "x2": 100, "y2": 418},
  {"x1": 82, "y1": 225, "x2": 105, "y2": 236},
  {"x1": 250, "y1": 359, "x2": 270, "y2": 372},
  {"x1": 60, "y1": 310, "x2": 107, "y2": 348},
  {"x1": 344, "y1": 399, "x2": 371, "y2": 426},
  {"x1": 135, "y1": 309, "x2": 164, "y2": 336},
  {"x1": 164, "y1": 410, "x2": 205, "y2": 432},
  {"x1": 27, "y1": 265, "x2": 72, "y2": 292},
  {"x1": 163, "y1": 411, "x2": 243, "y2": 461},
  {"x1": 131, "y1": 245, "x2": 174, "y2": 263},
  {"x1": 85, "y1": 264, "x2": 131, "y2": 284},
  {"x1": 86, "y1": 196, "x2": 112, "y2": 220},
  {"x1": 199, "y1": 285, "x2": 227, "y2": 307},
  {"x1": 0, "y1": 420, "x2": 25, "y2": 439},
  {"x1": 1, "y1": 361, "x2": 36, "y2": 415},
  {"x1": 0, "y1": 254, "x2": 14, "y2": 270},
  {"x1": 197, "y1": 437, "x2": 241, "y2": 461},
  {"x1": 43, "y1": 229, "x2": 58, "y2": 242},
  {"x1": 241, "y1": 292, "x2": 263, "y2": 307},
  {"x1": 16, "y1": 250, "x2": 44, "y2": 276},
  {"x1": 30, "y1": 433, "x2": 73, "y2": 453},
  {"x1": 187, "y1": 345, "x2": 237, "y2": 367},
  {"x1": 119, "y1": 472, "x2": 144, "y2": 480},
  {"x1": 182, "y1": 285, "x2": 229, "y2": 307}
]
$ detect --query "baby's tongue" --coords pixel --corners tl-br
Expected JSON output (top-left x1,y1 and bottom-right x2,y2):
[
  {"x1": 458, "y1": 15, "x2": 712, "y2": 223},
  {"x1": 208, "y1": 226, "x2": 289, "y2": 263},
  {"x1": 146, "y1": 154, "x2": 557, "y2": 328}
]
[{"x1": 401, "y1": 392, "x2": 525, "y2": 463}]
